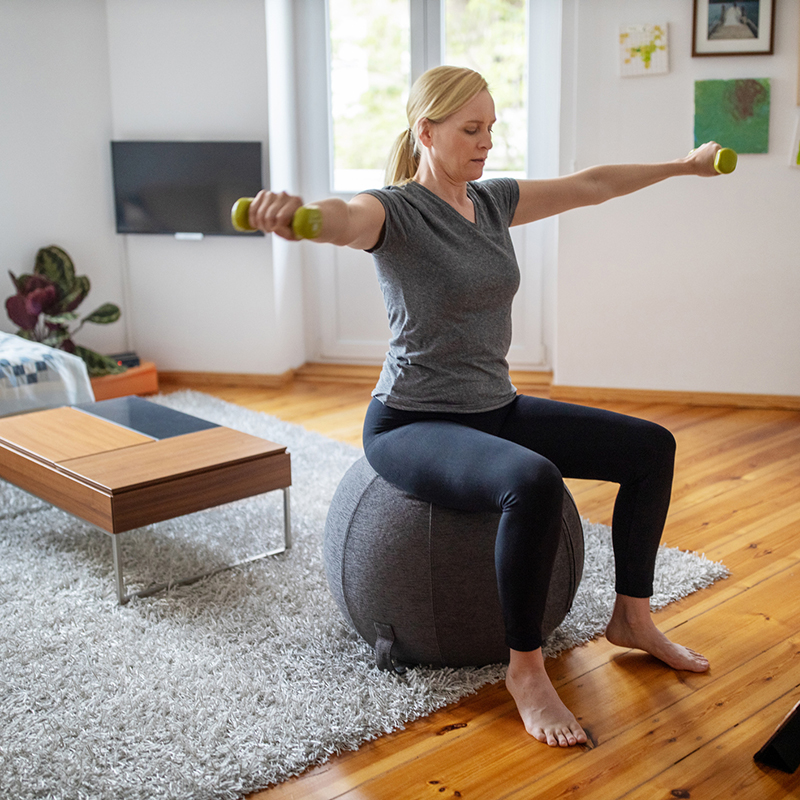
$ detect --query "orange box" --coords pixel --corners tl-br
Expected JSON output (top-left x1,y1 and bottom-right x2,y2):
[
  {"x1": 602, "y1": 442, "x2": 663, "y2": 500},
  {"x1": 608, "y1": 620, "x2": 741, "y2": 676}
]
[{"x1": 91, "y1": 361, "x2": 158, "y2": 401}]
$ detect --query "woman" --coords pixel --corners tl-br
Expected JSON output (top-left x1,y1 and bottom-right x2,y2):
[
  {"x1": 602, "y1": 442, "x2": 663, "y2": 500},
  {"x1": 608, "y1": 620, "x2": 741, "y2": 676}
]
[{"x1": 248, "y1": 66, "x2": 721, "y2": 749}]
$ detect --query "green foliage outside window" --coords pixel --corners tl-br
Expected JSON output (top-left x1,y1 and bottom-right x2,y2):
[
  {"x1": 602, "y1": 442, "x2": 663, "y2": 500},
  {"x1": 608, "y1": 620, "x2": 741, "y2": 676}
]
[
  {"x1": 329, "y1": 0, "x2": 410, "y2": 177},
  {"x1": 445, "y1": 0, "x2": 527, "y2": 173},
  {"x1": 329, "y1": 0, "x2": 527, "y2": 185}
]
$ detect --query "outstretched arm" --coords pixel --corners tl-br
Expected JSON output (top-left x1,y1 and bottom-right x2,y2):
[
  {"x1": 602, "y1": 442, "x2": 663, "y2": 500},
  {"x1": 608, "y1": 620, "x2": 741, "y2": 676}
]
[
  {"x1": 247, "y1": 191, "x2": 385, "y2": 250},
  {"x1": 512, "y1": 141, "x2": 724, "y2": 227}
]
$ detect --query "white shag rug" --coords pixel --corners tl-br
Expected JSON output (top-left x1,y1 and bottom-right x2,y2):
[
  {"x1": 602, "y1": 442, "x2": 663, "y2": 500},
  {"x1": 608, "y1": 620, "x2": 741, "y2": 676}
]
[{"x1": 0, "y1": 390, "x2": 729, "y2": 800}]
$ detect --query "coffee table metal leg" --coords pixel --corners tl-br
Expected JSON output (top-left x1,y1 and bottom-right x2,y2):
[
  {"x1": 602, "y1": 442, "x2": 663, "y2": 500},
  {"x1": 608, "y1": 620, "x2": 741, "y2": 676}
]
[
  {"x1": 110, "y1": 486, "x2": 293, "y2": 604},
  {"x1": 111, "y1": 534, "x2": 127, "y2": 605},
  {"x1": 282, "y1": 486, "x2": 292, "y2": 550}
]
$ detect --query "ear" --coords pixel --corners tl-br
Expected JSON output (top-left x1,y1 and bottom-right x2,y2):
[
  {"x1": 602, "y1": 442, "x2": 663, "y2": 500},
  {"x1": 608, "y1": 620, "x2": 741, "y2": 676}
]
[{"x1": 416, "y1": 118, "x2": 433, "y2": 149}]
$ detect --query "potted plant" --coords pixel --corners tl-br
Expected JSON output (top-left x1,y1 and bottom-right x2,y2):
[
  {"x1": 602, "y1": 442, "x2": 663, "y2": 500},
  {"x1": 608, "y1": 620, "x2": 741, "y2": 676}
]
[{"x1": 5, "y1": 245, "x2": 126, "y2": 377}]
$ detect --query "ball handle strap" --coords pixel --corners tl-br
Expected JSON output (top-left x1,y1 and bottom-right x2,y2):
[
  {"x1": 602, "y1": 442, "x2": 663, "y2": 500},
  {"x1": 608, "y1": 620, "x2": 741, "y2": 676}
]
[{"x1": 231, "y1": 197, "x2": 323, "y2": 239}]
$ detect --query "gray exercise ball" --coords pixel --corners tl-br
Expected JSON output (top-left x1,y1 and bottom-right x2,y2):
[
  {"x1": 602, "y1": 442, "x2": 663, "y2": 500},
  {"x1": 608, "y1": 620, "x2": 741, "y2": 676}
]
[{"x1": 323, "y1": 456, "x2": 584, "y2": 669}]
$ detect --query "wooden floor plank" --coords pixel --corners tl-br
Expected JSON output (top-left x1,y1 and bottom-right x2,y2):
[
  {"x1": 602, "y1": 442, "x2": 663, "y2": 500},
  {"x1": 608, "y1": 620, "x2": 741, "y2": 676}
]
[
  {"x1": 159, "y1": 378, "x2": 800, "y2": 800},
  {"x1": 623, "y1": 685, "x2": 800, "y2": 800},
  {"x1": 499, "y1": 639, "x2": 800, "y2": 800},
  {"x1": 286, "y1": 569, "x2": 800, "y2": 800}
]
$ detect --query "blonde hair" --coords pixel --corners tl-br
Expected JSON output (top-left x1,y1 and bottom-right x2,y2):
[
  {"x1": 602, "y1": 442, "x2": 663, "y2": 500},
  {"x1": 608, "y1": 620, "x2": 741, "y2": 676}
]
[{"x1": 385, "y1": 65, "x2": 488, "y2": 186}]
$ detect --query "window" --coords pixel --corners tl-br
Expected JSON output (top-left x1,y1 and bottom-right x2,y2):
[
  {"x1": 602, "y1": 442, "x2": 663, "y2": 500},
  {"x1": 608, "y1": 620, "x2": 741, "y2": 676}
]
[
  {"x1": 328, "y1": 0, "x2": 411, "y2": 192},
  {"x1": 444, "y1": 0, "x2": 527, "y2": 177},
  {"x1": 328, "y1": 0, "x2": 527, "y2": 192}
]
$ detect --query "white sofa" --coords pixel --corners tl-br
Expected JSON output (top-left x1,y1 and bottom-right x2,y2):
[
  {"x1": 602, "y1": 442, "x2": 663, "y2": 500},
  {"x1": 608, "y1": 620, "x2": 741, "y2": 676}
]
[{"x1": 0, "y1": 332, "x2": 94, "y2": 417}]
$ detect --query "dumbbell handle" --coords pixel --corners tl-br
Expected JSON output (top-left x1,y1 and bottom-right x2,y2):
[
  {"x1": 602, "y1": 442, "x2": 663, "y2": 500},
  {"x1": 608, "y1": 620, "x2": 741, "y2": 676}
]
[
  {"x1": 713, "y1": 148, "x2": 737, "y2": 174},
  {"x1": 231, "y1": 197, "x2": 323, "y2": 239}
]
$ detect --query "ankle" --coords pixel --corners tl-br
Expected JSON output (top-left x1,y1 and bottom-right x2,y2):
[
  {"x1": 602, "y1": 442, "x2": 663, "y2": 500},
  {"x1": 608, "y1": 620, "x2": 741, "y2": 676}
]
[
  {"x1": 507, "y1": 648, "x2": 547, "y2": 679},
  {"x1": 611, "y1": 594, "x2": 653, "y2": 626}
]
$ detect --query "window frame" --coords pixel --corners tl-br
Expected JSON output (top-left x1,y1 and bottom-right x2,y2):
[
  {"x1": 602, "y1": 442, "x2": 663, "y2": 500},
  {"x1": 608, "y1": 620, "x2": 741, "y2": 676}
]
[
  {"x1": 291, "y1": 0, "x2": 561, "y2": 371},
  {"x1": 326, "y1": 0, "x2": 530, "y2": 193}
]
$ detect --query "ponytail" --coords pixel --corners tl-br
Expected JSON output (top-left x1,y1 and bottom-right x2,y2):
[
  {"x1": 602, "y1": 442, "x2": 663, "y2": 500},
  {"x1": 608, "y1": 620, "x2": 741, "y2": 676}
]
[{"x1": 385, "y1": 128, "x2": 419, "y2": 187}]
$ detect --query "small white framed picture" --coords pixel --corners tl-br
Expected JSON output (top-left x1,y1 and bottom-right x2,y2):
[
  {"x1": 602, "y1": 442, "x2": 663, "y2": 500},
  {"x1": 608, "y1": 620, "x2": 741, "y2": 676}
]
[{"x1": 619, "y1": 24, "x2": 669, "y2": 77}]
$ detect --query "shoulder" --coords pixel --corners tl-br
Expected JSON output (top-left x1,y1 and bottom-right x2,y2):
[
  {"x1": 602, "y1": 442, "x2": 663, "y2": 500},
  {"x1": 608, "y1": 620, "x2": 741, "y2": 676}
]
[
  {"x1": 357, "y1": 186, "x2": 411, "y2": 253},
  {"x1": 469, "y1": 178, "x2": 520, "y2": 223},
  {"x1": 359, "y1": 183, "x2": 431, "y2": 226},
  {"x1": 359, "y1": 183, "x2": 440, "y2": 254},
  {"x1": 360, "y1": 184, "x2": 410, "y2": 208},
  {"x1": 470, "y1": 177, "x2": 519, "y2": 203}
]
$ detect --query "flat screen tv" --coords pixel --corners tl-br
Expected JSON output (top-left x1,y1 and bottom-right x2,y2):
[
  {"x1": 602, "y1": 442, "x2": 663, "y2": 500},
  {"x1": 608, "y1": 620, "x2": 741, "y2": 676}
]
[{"x1": 111, "y1": 141, "x2": 264, "y2": 236}]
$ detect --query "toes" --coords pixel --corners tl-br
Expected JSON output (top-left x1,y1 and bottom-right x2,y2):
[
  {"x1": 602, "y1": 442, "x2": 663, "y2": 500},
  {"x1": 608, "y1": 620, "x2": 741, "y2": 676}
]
[
  {"x1": 682, "y1": 647, "x2": 710, "y2": 671},
  {"x1": 559, "y1": 727, "x2": 587, "y2": 747},
  {"x1": 539, "y1": 727, "x2": 585, "y2": 747},
  {"x1": 531, "y1": 727, "x2": 550, "y2": 745}
]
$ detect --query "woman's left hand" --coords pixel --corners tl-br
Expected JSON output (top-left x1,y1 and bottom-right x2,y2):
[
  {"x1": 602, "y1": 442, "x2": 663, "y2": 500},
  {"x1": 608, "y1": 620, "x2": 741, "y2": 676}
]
[{"x1": 685, "y1": 142, "x2": 723, "y2": 177}]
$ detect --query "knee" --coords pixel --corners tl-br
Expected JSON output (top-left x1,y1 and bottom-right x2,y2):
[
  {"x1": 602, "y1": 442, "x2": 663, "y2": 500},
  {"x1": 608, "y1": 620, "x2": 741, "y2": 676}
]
[
  {"x1": 646, "y1": 422, "x2": 676, "y2": 464},
  {"x1": 631, "y1": 420, "x2": 676, "y2": 479},
  {"x1": 501, "y1": 456, "x2": 563, "y2": 517}
]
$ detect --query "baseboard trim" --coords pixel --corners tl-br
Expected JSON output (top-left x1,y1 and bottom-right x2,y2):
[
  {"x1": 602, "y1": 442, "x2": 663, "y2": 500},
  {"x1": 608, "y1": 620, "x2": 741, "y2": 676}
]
[
  {"x1": 294, "y1": 363, "x2": 382, "y2": 383},
  {"x1": 295, "y1": 363, "x2": 555, "y2": 389},
  {"x1": 158, "y1": 369, "x2": 295, "y2": 390},
  {"x1": 157, "y1": 364, "x2": 800, "y2": 411},
  {"x1": 510, "y1": 370, "x2": 553, "y2": 393},
  {"x1": 551, "y1": 384, "x2": 800, "y2": 411}
]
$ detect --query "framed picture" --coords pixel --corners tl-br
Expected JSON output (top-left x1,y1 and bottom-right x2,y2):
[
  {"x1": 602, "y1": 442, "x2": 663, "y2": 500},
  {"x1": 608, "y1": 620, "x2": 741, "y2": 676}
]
[
  {"x1": 619, "y1": 24, "x2": 669, "y2": 77},
  {"x1": 692, "y1": 0, "x2": 775, "y2": 57},
  {"x1": 695, "y1": 79, "x2": 771, "y2": 153}
]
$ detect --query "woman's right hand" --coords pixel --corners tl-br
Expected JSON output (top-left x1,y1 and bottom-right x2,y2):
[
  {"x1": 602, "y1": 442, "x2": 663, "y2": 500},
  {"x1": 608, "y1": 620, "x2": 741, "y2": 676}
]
[
  {"x1": 684, "y1": 142, "x2": 724, "y2": 177},
  {"x1": 246, "y1": 191, "x2": 385, "y2": 249},
  {"x1": 248, "y1": 190, "x2": 305, "y2": 240}
]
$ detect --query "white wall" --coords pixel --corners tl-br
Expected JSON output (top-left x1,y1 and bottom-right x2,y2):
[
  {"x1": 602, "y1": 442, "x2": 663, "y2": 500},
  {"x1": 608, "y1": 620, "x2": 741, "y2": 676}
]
[
  {"x1": 105, "y1": 0, "x2": 299, "y2": 374},
  {"x1": 2, "y1": 1, "x2": 797, "y2": 397},
  {"x1": 0, "y1": 0, "x2": 126, "y2": 357},
  {"x1": 556, "y1": 0, "x2": 800, "y2": 396}
]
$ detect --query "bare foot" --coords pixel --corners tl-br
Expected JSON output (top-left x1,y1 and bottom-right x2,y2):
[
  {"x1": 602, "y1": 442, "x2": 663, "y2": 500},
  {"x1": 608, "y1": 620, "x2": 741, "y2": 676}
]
[
  {"x1": 606, "y1": 595, "x2": 709, "y2": 673},
  {"x1": 506, "y1": 649, "x2": 587, "y2": 747}
]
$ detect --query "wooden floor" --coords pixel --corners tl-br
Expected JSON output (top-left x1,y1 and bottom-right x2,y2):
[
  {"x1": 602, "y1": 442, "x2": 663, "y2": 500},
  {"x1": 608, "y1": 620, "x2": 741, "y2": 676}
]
[{"x1": 163, "y1": 376, "x2": 800, "y2": 800}]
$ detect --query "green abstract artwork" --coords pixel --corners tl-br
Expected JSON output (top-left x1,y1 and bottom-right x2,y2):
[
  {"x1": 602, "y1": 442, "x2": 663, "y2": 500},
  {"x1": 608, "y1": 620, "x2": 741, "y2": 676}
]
[{"x1": 694, "y1": 78, "x2": 770, "y2": 153}]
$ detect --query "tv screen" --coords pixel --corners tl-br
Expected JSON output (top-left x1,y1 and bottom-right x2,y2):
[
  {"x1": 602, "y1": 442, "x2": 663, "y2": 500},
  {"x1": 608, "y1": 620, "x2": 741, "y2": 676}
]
[{"x1": 110, "y1": 141, "x2": 264, "y2": 235}]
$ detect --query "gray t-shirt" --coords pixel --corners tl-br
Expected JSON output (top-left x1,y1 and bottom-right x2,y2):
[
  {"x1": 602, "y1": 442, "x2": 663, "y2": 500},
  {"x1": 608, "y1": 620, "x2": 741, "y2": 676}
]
[{"x1": 363, "y1": 178, "x2": 520, "y2": 413}]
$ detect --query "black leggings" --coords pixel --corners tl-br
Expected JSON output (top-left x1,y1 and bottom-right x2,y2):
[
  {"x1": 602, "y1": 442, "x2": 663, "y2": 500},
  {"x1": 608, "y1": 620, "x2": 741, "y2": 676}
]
[{"x1": 362, "y1": 395, "x2": 676, "y2": 652}]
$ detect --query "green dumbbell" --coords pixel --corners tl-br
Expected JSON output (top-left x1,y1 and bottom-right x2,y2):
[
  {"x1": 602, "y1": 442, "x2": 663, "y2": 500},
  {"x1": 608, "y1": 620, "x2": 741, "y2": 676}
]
[
  {"x1": 230, "y1": 197, "x2": 323, "y2": 239},
  {"x1": 713, "y1": 148, "x2": 737, "y2": 174},
  {"x1": 231, "y1": 197, "x2": 255, "y2": 232}
]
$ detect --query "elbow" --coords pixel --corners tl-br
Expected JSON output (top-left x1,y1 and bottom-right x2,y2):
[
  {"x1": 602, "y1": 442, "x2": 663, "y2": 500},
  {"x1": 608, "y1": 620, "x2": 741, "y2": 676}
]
[{"x1": 587, "y1": 174, "x2": 612, "y2": 205}]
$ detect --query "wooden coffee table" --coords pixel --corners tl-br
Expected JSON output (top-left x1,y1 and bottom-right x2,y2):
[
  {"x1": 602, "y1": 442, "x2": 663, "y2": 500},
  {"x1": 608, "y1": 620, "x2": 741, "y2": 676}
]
[{"x1": 0, "y1": 396, "x2": 291, "y2": 603}]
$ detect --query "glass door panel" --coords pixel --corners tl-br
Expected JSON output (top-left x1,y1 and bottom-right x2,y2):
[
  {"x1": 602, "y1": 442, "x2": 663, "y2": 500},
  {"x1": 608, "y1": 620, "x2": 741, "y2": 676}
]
[
  {"x1": 444, "y1": 0, "x2": 527, "y2": 177},
  {"x1": 328, "y1": 0, "x2": 411, "y2": 192}
]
